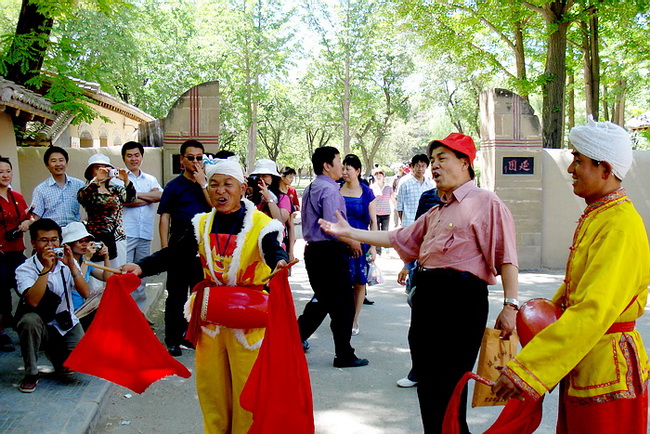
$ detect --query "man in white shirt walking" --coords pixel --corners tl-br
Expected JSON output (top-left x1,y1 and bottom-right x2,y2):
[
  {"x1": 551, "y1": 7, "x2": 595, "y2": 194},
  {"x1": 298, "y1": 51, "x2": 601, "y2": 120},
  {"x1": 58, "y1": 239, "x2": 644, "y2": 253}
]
[{"x1": 121, "y1": 142, "x2": 162, "y2": 311}]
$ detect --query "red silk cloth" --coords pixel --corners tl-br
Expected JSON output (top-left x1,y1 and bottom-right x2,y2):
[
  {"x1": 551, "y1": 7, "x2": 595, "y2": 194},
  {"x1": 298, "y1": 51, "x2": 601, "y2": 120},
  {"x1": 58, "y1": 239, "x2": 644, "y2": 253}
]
[
  {"x1": 65, "y1": 273, "x2": 191, "y2": 394},
  {"x1": 240, "y1": 267, "x2": 314, "y2": 434},
  {"x1": 442, "y1": 372, "x2": 543, "y2": 434},
  {"x1": 443, "y1": 298, "x2": 563, "y2": 433}
]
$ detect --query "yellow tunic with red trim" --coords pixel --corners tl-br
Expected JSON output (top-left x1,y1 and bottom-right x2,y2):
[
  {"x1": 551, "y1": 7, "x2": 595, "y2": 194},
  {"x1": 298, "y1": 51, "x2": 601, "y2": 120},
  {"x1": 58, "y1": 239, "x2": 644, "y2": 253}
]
[
  {"x1": 503, "y1": 189, "x2": 650, "y2": 402},
  {"x1": 187, "y1": 199, "x2": 284, "y2": 343}
]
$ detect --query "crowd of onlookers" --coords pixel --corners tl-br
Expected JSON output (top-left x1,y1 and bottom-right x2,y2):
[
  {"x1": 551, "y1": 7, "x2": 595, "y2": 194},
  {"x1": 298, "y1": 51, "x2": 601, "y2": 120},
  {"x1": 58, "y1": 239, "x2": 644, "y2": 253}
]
[{"x1": 0, "y1": 140, "x2": 309, "y2": 393}]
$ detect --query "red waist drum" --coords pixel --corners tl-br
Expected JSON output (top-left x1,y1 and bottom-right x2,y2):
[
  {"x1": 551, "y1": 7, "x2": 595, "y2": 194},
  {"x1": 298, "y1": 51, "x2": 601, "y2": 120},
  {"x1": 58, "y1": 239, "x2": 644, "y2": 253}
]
[{"x1": 200, "y1": 286, "x2": 269, "y2": 329}]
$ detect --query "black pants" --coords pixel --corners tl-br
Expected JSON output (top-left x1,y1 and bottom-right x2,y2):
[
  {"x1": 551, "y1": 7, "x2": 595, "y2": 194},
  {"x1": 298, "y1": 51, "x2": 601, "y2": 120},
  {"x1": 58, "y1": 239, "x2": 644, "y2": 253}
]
[
  {"x1": 0, "y1": 251, "x2": 26, "y2": 327},
  {"x1": 164, "y1": 253, "x2": 203, "y2": 347},
  {"x1": 298, "y1": 241, "x2": 356, "y2": 360},
  {"x1": 375, "y1": 215, "x2": 390, "y2": 255},
  {"x1": 410, "y1": 268, "x2": 488, "y2": 434}
]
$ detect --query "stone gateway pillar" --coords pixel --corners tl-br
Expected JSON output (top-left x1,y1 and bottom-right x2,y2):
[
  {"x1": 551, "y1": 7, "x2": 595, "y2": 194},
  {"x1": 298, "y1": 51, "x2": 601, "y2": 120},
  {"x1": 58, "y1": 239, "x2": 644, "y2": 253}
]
[
  {"x1": 139, "y1": 81, "x2": 221, "y2": 184},
  {"x1": 479, "y1": 89, "x2": 543, "y2": 269}
]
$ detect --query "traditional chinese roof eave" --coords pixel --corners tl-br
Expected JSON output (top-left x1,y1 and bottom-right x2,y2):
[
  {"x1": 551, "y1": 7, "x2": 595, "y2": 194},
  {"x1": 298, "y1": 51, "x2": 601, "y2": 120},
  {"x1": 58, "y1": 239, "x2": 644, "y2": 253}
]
[
  {"x1": 63, "y1": 76, "x2": 155, "y2": 124},
  {"x1": 626, "y1": 111, "x2": 650, "y2": 131},
  {"x1": 0, "y1": 77, "x2": 58, "y2": 122}
]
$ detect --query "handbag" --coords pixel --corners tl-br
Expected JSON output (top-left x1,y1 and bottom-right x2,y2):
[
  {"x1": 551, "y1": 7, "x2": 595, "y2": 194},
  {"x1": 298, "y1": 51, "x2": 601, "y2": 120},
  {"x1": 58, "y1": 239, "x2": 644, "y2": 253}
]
[
  {"x1": 471, "y1": 328, "x2": 520, "y2": 407},
  {"x1": 367, "y1": 262, "x2": 384, "y2": 286},
  {"x1": 15, "y1": 288, "x2": 62, "y2": 324}
]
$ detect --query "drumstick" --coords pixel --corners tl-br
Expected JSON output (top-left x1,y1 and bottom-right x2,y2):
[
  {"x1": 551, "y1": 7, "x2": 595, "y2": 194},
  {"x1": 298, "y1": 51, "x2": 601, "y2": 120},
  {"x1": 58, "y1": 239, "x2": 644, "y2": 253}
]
[
  {"x1": 261, "y1": 259, "x2": 299, "y2": 283},
  {"x1": 86, "y1": 262, "x2": 123, "y2": 274}
]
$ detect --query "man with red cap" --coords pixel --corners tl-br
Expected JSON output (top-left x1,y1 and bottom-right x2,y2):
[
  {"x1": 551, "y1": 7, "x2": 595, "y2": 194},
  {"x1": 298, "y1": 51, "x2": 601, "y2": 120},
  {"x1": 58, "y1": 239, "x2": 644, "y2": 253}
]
[{"x1": 318, "y1": 133, "x2": 519, "y2": 433}]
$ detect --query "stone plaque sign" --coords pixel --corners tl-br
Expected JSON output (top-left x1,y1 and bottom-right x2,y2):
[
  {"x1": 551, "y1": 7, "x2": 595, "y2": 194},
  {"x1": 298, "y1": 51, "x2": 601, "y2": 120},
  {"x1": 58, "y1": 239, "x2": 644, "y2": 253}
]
[{"x1": 502, "y1": 157, "x2": 534, "y2": 175}]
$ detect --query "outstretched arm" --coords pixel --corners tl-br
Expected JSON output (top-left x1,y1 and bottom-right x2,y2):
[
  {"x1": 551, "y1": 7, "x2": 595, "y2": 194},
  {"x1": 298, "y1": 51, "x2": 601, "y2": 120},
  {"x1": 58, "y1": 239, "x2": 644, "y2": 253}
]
[{"x1": 319, "y1": 210, "x2": 391, "y2": 248}]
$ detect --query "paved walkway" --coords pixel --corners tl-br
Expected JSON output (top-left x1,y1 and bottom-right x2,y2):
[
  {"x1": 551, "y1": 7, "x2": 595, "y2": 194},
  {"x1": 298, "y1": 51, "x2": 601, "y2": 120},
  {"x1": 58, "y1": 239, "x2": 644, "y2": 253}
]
[{"x1": 3, "y1": 245, "x2": 650, "y2": 432}]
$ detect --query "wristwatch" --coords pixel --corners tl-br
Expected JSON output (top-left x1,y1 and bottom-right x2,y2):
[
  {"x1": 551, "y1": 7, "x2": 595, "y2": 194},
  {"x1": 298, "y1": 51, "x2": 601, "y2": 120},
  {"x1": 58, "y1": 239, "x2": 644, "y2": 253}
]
[
  {"x1": 201, "y1": 183, "x2": 209, "y2": 190},
  {"x1": 267, "y1": 198, "x2": 277, "y2": 204},
  {"x1": 503, "y1": 298, "x2": 519, "y2": 309}
]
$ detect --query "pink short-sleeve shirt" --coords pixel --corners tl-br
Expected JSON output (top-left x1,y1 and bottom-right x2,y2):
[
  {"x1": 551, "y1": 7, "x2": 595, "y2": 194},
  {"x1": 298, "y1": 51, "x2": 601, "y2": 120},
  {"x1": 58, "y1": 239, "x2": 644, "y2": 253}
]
[{"x1": 388, "y1": 181, "x2": 518, "y2": 285}]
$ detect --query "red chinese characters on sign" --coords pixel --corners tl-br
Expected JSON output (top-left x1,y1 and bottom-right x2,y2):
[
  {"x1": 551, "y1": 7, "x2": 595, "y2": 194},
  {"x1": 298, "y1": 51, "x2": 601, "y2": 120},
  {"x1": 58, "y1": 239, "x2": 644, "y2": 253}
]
[{"x1": 502, "y1": 157, "x2": 534, "y2": 175}]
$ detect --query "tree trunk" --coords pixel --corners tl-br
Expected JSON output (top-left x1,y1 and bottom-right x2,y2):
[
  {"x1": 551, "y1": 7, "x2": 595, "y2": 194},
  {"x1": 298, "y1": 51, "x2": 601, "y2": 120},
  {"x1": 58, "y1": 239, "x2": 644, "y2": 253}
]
[
  {"x1": 581, "y1": 13, "x2": 599, "y2": 120},
  {"x1": 602, "y1": 85, "x2": 610, "y2": 121},
  {"x1": 342, "y1": 0, "x2": 351, "y2": 156},
  {"x1": 4, "y1": 0, "x2": 53, "y2": 86},
  {"x1": 542, "y1": 20, "x2": 570, "y2": 148},
  {"x1": 612, "y1": 79, "x2": 626, "y2": 126},
  {"x1": 567, "y1": 72, "x2": 575, "y2": 131},
  {"x1": 513, "y1": 22, "x2": 529, "y2": 102}
]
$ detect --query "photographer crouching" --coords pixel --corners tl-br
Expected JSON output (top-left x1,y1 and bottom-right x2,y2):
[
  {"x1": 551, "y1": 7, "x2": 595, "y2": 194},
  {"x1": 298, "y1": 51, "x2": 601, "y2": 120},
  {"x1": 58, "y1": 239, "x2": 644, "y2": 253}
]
[{"x1": 14, "y1": 218, "x2": 90, "y2": 393}]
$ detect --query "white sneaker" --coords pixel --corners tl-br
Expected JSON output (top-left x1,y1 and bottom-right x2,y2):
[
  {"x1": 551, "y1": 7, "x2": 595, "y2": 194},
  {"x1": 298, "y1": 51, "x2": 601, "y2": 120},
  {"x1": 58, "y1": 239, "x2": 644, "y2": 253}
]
[{"x1": 396, "y1": 377, "x2": 418, "y2": 388}]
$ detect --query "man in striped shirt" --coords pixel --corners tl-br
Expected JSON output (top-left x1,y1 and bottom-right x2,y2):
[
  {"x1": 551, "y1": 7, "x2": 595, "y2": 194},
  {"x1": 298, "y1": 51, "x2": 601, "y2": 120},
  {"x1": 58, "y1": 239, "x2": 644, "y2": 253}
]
[{"x1": 30, "y1": 147, "x2": 86, "y2": 227}]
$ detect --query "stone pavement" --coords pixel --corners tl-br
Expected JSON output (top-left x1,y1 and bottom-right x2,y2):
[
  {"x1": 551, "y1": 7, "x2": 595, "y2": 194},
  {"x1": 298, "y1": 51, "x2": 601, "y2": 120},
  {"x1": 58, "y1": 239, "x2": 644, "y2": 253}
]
[
  {"x1": 0, "y1": 276, "x2": 166, "y2": 434},
  {"x1": 3, "y1": 245, "x2": 650, "y2": 433}
]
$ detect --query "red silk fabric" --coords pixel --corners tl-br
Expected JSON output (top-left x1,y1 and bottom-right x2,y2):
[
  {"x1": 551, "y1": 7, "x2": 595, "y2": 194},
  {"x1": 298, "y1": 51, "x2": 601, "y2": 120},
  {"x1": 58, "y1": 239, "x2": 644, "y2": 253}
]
[
  {"x1": 65, "y1": 273, "x2": 191, "y2": 394},
  {"x1": 442, "y1": 372, "x2": 542, "y2": 434},
  {"x1": 240, "y1": 267, "x2": 314, "y2": 434}
]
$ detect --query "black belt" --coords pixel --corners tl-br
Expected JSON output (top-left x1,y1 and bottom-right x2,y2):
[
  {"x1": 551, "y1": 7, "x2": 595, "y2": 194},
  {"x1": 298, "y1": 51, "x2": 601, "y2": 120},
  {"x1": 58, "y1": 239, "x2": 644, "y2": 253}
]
[{"x1": 415, "y1": 267, "x2": 484, "y2": 284}]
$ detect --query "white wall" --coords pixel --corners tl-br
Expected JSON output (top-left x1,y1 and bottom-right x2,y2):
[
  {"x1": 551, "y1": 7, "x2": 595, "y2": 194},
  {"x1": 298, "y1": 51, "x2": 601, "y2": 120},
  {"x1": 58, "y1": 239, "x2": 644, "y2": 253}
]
[{"x1": 541, "y1": 149, "x2": 650, "y2": 269}]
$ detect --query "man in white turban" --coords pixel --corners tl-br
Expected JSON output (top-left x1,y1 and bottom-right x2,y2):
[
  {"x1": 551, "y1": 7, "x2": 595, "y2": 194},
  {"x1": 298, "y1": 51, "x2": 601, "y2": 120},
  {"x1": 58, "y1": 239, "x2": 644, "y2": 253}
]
[
  {"x1": 122, "y1": 155, "x2": 288, "y2": 433},
  {"x1": 493, "y1": 117, "x2": 650, "y2": 433}
]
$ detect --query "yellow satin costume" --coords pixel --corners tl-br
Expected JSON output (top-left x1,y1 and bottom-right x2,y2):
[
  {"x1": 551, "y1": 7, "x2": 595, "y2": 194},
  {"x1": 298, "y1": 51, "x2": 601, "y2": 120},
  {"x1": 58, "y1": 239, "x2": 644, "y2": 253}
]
[
  {"x1": 503, "y1": 189, "x2": 649, "y2": 404},
  {"x1": 188, "y1": 199, "x2": 283, "y2": 434}
]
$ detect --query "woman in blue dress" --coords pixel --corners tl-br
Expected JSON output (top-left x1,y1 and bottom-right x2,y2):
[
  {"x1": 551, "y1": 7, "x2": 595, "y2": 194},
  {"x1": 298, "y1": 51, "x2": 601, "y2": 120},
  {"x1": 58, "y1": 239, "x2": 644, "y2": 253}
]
[{"x1": 340, "y1": 154, "x2": 377, "y2": 335}]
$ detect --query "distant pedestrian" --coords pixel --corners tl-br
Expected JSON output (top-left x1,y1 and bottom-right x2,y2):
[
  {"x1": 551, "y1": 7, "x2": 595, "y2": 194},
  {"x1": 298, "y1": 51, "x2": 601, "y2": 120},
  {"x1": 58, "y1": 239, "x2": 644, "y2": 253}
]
[
  {"x1": 369, "y1": 167, "x2": 392, "y2": 255},
  {"x1": 396, "y1": 154, "x2": 433, "y2": 228}
]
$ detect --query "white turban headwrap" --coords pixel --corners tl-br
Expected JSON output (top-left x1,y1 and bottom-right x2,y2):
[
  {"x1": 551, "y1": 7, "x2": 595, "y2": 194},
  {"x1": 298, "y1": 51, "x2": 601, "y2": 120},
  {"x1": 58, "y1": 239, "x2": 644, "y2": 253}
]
[
  {"x1": 568, "y1": 115, "x2": 633, "y2": 180},
  {"x1": 205, "y1": 155, "x2": 245, "y2": 184}
]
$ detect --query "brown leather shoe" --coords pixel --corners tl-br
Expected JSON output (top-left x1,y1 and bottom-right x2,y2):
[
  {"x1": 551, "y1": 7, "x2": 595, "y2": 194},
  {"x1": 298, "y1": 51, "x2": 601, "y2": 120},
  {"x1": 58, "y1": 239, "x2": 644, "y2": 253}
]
[{"x1": 19, "y1": 375, "x2": 39, "y2": 393}]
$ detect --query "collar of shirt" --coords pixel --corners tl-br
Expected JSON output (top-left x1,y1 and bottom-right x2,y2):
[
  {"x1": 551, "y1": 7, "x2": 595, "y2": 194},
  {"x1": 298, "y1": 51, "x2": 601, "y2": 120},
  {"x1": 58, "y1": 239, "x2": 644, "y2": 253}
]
[
  {"x1": 128, "y1": 170, "x2": 150, "y2": 181},
  {"x1": 46, "y1": 175, "x2": 70, "y2": 187},
  {"x1": 316, "y1": 174, "x2": 340, "y2": 187},
  {"x1": 442, "y1": 180, "x2": 475, "y2": 205}
]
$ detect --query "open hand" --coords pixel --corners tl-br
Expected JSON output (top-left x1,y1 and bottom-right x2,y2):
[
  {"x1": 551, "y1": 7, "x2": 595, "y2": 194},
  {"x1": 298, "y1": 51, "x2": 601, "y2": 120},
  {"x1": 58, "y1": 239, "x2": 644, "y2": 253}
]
[{"x1": 318, "y1": 210, "x2": 352, "y2": 238}]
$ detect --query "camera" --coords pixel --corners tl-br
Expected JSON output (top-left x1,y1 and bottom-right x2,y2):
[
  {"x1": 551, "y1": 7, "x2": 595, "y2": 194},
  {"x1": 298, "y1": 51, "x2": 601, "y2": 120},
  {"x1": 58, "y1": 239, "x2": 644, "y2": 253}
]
[
  {"x1": 52, "y1": 247, "x2": 64, "y2": 258},
  {"x1": 4, "y1": 228, "x2": 22, "y2": 241},
  {"x1": 54, "y1": 310, "x2": 73, "y2": 330},
  {"x1": 108, "y1": 168, "x2": 120, "y2": 178},
  {"x1": 92, "y1": 241, "x2": 103, "y2": 250}
]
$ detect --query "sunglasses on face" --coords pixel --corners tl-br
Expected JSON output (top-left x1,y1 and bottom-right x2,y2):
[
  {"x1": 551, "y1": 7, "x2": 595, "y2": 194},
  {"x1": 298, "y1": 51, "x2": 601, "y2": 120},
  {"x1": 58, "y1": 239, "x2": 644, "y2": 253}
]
[{"x1": 184, "y1": 155, "x2": 203, "y2": 162}]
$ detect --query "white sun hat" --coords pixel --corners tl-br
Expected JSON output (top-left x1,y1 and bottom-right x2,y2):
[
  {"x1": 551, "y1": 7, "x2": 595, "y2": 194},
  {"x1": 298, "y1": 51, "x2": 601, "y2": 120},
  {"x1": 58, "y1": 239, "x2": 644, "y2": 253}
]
[
  {"x1": 62, "y1": 221, "x2": 94, "y2": 244},
  {"x1": 250, "y1": 159, "x2": 280, "y2": 177}
]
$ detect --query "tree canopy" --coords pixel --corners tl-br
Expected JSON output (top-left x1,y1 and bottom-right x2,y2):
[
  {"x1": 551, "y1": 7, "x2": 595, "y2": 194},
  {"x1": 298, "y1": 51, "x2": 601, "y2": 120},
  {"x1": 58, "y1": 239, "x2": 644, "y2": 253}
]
[{"x1": 1, "y1": 0, "x2": 649, "y2": 169}]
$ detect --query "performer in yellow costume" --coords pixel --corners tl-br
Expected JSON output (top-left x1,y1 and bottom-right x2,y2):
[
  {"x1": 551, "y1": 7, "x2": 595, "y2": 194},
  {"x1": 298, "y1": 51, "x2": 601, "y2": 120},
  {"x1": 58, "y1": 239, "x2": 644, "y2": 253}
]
[
  {"x1": 493, "y1": 116, "x2": 650, "y2": 433},
  {"x1": 123, "y1": 157, "x2": 288, "y2": 433}
]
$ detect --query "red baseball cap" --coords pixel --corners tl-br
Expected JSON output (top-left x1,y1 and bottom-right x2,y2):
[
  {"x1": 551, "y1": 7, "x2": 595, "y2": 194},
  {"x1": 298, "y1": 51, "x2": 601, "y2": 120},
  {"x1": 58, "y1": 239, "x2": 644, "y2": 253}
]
[{"x1": 431, "y1": 133, "x2": 477, "y2": 166}]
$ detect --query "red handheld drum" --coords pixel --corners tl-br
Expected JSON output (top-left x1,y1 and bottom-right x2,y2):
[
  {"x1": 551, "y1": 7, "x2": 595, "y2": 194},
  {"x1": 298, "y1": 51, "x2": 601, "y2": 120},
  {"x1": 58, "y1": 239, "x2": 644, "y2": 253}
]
[{"x1": 516, "y1": 298, "x2": 563, "y2": 347}]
